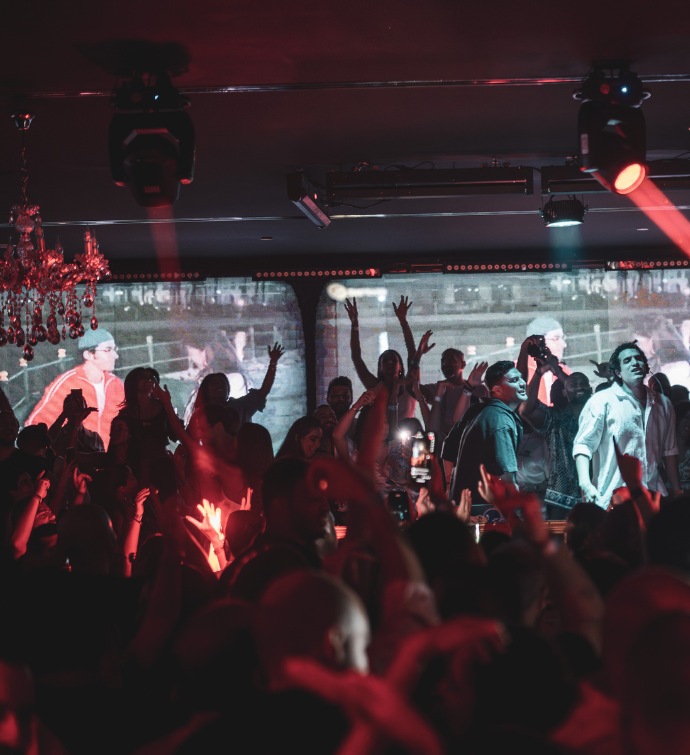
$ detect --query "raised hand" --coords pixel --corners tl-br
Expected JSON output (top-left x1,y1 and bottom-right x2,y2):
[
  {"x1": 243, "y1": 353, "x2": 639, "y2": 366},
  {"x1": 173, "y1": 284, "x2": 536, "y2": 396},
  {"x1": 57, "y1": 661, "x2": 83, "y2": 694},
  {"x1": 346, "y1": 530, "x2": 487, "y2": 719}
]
[
  {"x1": 134, "y1": 487, "x2": 151, "y2": 511},
  {"x1": 72, "y1": 465, "x2": 93, "y2": 496},
  {"x1": 415, "y1": 487, "x2": 434, "y2": 518},
  {"x1": 466, "y1": 361, "x2": 488, "y2": 388},
  {"x1": 268, "y1": 342, "x2": 285, "y2": 362},
  {"x1": 344, "y1": 297, "x2": 359, "y2": 326},
  {"x1": 416, "y1": 330, "x2": 436, "y2": 357},
  {"x1": 456, "y1": 488, "x2": 472, "y2": 522},
  {"x1": 34, "y1": 470, "x2": 51, "y2": 500},
  {"x1": 152, "y1": 383, "x2": 174, "y2": 409},
  {"x1": 185, "y1": 498, "x2": 224, "y2": 545},
  {"x1": 353, "y1": 389, "x2": 377, "y2": 411},
  {"x1": 240, "y1": 487, "x2": 253, "y2": 511},
  {"x1": 477, "y1": 463, "x2": 518, "y2": 506},
  {"x1": 589, "y1": 359, "x2": 612, "y2": 381},
  {"x1": 392, "y1": 294, "x2": 412, "y2": 320}
]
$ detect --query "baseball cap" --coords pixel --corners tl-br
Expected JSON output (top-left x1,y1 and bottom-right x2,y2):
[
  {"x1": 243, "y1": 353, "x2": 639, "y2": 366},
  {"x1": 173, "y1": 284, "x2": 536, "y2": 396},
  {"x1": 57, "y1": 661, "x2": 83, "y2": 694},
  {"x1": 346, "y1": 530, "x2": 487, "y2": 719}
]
[{"x1": 78, "y1": 328, "x2": 115, "y2": 351}]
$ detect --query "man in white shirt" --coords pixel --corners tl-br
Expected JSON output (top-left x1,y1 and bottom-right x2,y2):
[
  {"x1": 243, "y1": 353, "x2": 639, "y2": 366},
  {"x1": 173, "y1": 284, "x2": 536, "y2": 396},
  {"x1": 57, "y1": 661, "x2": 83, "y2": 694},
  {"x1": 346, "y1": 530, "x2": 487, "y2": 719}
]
[{"x1": 573, "y1": 341, "x2": 682, "y2": 508}]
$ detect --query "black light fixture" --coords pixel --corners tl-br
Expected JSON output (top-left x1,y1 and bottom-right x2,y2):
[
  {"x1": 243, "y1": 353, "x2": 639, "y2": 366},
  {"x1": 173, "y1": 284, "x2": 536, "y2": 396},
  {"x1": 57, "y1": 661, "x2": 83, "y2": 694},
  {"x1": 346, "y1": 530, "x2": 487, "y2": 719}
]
[
  {"x1": 541, "y1": 196, "x2": 587, "y2": 228},
  {"x1": 109, "y1": 70, "x2": 195, "y2": 207},
  {"x1": 574, "y1": 61, "x2": 651, "y2": 195},
  {"x1": 287, "y1": 172, "x2": 331, "y2": 228}
]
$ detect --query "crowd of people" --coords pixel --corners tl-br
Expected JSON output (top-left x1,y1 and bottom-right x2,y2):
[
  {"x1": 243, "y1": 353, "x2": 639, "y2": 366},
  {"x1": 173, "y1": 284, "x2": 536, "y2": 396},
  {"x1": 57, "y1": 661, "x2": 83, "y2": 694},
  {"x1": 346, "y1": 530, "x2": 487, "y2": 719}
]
[{"x1": 1, "y1": 296, "x2": 690, "y2": 754}]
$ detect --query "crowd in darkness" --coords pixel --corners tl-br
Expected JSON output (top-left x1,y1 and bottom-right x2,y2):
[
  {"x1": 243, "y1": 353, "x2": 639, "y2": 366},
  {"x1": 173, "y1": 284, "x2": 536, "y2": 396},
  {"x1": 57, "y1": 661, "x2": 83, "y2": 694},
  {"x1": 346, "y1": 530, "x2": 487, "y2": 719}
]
[{"x1": 2, "y1": 295, "x2": 690, "y2": 754}]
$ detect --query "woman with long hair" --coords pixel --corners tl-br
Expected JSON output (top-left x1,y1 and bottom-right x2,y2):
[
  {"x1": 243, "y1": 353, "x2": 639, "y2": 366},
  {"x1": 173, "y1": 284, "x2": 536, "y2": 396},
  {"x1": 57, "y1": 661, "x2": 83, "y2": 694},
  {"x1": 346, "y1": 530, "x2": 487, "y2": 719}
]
[
  {"x1": 275, "y1": 416, "x2": 323, "y2": 460},
  {"x1": 111, "y1": 367, "x2": 183, "y2": 487}
]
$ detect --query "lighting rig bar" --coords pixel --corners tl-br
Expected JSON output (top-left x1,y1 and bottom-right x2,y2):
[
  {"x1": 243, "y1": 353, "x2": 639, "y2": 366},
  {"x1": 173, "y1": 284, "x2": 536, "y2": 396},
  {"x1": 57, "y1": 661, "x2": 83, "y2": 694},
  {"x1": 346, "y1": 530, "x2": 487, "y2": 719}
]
[
  {"x1": 542, "y1": 160, "x2": 690, "y2": 194},
  {"x1": 109, "y1": 271, "x2": 204, "y2": 282},
  {"x1": 253, "y1": 267, "x2": 381, "y2": 281},
  {"x1": 606, "y1": 259, "x2": 690, "y2": 271},
  {"x1": 444, "y1": 262, "x2": 571, "y2": 273},
  {"x1": 326, "y1": 167, "x2": 534, "y2": 201}
]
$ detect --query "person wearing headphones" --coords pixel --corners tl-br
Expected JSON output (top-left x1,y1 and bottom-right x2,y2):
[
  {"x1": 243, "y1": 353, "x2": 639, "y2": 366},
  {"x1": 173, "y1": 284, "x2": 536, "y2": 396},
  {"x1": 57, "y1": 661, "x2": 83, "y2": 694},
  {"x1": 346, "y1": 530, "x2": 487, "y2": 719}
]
[{"x1": 573, "y1": 341, "x2": 682, "y2": 508}]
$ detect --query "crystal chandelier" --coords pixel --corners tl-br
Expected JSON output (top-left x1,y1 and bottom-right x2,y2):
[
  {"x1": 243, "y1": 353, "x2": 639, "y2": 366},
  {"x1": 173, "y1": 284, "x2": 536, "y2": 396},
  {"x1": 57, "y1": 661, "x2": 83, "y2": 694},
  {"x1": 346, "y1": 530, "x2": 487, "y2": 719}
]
[{"x1": 0, "y1": 113, "x2": 110, "y2": 361}]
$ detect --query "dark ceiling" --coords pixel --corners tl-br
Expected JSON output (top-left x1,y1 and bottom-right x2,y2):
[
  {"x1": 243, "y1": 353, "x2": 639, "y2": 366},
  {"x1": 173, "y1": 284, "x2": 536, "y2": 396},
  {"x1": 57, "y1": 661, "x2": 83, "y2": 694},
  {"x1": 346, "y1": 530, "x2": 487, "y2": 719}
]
[{"x1": 2, "y1": 1, "x2": 690, "y2": 277}]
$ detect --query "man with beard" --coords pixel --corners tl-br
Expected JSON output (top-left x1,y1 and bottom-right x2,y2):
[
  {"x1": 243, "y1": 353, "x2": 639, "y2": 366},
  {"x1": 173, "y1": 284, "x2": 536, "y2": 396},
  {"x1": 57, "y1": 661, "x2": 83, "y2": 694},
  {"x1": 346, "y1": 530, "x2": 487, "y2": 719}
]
[
  {"x1": 448, "y1": 361, "x2": 527, "y2": 511},
  {"x1": 573, "y1": 342, "x2": 682, "y2": 509},
  {"x1": 326, "y1": 376, "x2": 354, "y2": 421},
  {"x1": 519, "y1": 354, "x2": 593, "y2": 518}
]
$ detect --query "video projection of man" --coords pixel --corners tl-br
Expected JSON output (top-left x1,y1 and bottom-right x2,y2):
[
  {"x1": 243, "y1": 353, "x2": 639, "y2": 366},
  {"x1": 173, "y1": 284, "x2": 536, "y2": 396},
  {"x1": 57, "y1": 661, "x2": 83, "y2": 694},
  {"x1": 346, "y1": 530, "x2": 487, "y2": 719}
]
[{"x1": 0, "y1": 278, "x2": 306, "y2": 453}]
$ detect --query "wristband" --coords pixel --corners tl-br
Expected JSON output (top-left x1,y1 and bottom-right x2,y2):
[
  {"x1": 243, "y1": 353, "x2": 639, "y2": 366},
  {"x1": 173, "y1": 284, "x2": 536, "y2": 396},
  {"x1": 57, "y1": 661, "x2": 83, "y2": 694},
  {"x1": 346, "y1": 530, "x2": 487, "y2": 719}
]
[
  {"x1": 434, "y1": 396, "x2": 442, "y2": 403},
  {"x1": 409, "y1": 360, "x2": 419, "y2": 369}
]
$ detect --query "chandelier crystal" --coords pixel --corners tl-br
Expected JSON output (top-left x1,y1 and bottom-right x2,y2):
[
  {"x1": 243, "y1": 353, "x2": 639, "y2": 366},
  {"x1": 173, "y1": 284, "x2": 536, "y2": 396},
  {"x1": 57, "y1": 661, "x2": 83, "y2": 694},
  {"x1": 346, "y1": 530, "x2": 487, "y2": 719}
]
[{"x1": 0, "y1": 113, "x2": 110, "y2": 361}]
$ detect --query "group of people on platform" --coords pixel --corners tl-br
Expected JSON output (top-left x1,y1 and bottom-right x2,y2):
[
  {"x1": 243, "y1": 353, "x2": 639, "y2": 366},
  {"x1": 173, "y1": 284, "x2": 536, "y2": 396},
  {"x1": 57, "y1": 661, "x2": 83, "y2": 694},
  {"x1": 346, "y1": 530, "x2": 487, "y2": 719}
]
[{"x1": 1, "y1": 297, "x2": 690, "y2": 754}]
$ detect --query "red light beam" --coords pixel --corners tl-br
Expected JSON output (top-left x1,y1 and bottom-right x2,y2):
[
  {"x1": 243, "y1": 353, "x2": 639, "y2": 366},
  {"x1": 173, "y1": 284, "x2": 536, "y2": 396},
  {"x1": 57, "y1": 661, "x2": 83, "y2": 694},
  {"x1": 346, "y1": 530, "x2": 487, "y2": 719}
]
[
  {"x1": 628, "y1": 179, "x2": 690, "y2": 258},
  {"x1": 146, "y1": 206, "x2": 181, "y2": 278}
]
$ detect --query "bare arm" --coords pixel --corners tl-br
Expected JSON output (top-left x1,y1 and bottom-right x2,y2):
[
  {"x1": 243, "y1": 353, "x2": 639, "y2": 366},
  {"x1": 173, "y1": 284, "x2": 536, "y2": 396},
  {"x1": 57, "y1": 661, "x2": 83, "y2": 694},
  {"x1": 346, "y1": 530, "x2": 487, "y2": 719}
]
[
  {"x1": 9, "y1": 473, "x2": 51, "y2": 559},
  {"x1": 392, "y1": 295, "x2": 417, "y2": 365},
  {"x1": 122, "y1": 487, "x2": 150, "y2": 577},
  {"x1": 153, "y1": 384, "x2": 192, "y2": 450},
  {"x1": 427, "y1": 382, "x2": 447, "y2": 438},
  {"x1": 519, "y1": 361, "x2": 549, "y2": 428},
  {"x1": 450, "y1": 361, "x2": 488, "y2": 425},
  {"x1": 575, "y1": 454, "x2": 600, "y2": 504},
  {"x1": 402, "y1": 328, "x2": 435, "y2": 421},
  {"x1": 257, "y1": 342, "x2": 285, "y2": 399},
  {"x1": 410, "y1": 378, "x2": 430, "y2": 430},
  {"x1": 333, "y1": 390, "x2": 376, "y2": 459},
  {"x1": 344, "y1": 298, "x2": 378, "y2": 389}
]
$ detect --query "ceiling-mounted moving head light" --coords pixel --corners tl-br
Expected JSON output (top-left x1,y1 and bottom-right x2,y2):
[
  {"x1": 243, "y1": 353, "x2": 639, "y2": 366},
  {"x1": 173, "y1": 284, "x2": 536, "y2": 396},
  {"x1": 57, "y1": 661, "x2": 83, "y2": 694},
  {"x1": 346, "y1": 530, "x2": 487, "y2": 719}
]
[
  {"x1": 574, "y1": 61, "x2": 651, "y2": 195},
  {"x1": 109, "y1": 70, "x2": 195, "y2": 207}
]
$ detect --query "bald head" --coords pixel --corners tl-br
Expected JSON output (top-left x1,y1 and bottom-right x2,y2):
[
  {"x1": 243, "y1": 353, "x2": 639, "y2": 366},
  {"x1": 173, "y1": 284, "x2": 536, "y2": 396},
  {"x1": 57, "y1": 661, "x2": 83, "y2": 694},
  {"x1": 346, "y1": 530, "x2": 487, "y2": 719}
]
[{"x1": 255, "y1": 570, "x2": 371, "y2": 680}]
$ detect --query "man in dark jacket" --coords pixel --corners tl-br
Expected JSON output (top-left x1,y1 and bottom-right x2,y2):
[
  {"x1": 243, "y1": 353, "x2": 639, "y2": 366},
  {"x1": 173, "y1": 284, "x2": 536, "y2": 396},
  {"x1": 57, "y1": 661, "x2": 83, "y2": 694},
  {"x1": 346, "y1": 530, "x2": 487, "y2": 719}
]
[{"x1": 445, "y1": 360, "x2": 527, "y2": 510}]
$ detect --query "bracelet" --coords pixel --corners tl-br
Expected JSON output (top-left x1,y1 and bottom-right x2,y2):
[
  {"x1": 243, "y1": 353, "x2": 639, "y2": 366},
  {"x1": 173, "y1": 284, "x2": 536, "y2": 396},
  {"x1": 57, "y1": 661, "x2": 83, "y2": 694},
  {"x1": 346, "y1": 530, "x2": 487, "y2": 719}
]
[
  {"x1": 628, "y1": 487, "x2": 646, "y2": 499},
  {"x1": 434, "y1": 396, "x2": 442, "y2": 403},
  {"x1": 133, "y1": 514, "x2": 143, "y2": 524},
  {"x1": 387, "y1": 405, "x2": 398, "y2": 410},
  {"x1": 213, "y1": 543, "x2": 225, "y2": 553},
  {"x1": 409, "y1": 360, "x2": 419, "y2": 369}
]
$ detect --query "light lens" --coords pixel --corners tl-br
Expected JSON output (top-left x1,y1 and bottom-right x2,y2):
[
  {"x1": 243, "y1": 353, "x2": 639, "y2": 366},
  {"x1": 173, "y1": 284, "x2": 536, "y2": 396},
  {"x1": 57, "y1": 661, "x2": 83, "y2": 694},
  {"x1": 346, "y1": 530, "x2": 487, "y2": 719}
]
[{"x1": 614, "y1": 163, "x2": 646, "y2": 194}]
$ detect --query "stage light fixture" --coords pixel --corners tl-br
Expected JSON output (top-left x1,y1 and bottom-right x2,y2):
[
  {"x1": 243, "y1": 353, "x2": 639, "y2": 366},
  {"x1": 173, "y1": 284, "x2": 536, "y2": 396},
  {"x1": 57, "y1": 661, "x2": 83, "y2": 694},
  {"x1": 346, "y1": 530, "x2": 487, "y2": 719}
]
[
  {"x1": 287, "y1": 172, "x2": 331, "y2": 228},
  {"x1": 575, "y1": 62, "x2": 650, "y2": 195},
  {"x1": 541, "y1": 196, "x2": 587, "y2": 228},
  {"x1": 109, "y1": 71, "x2": 195, "y2": 208}
]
